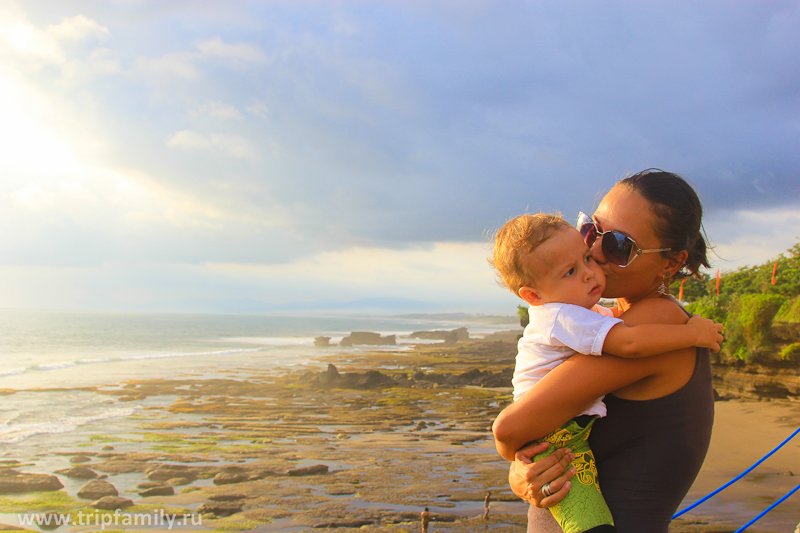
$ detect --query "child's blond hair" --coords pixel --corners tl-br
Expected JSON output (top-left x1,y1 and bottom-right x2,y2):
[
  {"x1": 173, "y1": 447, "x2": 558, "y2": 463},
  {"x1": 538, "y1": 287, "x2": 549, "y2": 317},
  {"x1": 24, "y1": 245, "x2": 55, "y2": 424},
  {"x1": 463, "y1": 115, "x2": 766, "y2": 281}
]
[{"x1": 490, "y1": 213, "x2": 572, "y2": 296}]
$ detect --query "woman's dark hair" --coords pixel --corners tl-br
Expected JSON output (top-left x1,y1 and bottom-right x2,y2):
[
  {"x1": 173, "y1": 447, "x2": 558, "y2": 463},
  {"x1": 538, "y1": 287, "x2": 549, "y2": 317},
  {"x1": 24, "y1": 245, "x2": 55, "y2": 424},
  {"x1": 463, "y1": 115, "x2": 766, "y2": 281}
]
[{"x1": 618, "y1": 169, "x2": 710, "y2": 279}]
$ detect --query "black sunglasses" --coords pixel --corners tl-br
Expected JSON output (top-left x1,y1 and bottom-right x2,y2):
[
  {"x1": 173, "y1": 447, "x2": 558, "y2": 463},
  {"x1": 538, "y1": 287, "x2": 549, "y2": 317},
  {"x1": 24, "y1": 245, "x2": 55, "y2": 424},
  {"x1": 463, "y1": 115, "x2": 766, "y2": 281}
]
[{"x1": 577, "y1": 212, "x2": 671, "y2": 267}]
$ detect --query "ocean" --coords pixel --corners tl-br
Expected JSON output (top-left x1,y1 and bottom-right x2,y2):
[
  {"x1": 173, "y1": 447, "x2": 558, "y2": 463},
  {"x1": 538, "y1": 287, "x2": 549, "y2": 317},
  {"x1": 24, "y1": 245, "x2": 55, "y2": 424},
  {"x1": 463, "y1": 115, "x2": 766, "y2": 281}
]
[{"x1": 0, "y1": 309, "x2": 513, "y2": 454}]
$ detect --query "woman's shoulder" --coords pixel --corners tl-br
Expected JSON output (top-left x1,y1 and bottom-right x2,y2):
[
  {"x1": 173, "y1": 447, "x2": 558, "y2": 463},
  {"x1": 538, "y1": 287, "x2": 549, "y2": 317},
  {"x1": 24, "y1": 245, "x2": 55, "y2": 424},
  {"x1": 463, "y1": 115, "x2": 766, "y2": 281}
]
[{"x1": 621, "y1": 296, "x2": 689, "y2": 326}]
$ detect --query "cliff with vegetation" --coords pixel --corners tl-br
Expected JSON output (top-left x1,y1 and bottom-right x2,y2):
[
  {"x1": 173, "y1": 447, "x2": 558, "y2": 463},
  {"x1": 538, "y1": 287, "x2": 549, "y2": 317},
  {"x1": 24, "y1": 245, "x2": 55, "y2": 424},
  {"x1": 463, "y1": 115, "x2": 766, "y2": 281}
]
[
  {"x1": 676, "y1": 242, "x2": 800, "y2": 400},
  {"x1": 679, "y1": 242, "x2": 800, "y2": 367}
]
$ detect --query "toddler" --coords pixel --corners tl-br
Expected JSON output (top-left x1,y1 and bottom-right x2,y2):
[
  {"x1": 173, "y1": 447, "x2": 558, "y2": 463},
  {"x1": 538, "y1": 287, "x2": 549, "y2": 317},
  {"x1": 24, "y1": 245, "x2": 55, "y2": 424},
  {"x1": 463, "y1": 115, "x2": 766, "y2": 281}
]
[{"x1": 490, "y1": 213, "x2": 723, "y2": 533}]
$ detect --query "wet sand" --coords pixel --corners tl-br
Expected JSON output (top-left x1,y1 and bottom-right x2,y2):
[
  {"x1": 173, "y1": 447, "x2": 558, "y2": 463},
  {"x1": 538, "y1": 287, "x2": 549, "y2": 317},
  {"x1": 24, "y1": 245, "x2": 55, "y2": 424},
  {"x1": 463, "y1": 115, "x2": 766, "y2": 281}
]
[
  {"x1": 674, "y1": 400, "x2": 800, "y2": 532},
  {"x1": 0, "y1": 338, "x2": 798, "y2": 532}
]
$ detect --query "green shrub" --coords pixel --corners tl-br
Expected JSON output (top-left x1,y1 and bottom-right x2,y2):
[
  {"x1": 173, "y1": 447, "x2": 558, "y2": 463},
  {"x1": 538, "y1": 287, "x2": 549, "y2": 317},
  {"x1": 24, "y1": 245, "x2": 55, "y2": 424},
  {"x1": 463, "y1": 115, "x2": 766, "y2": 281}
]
[
  {"x1": 670, "y1": 274, "x2": 709, "y2": 302},
  {"x1": 710, "y1": 293, "x2": 787, "y2": 363},
  {"x1": 517, "y1": 305, "x2": 529, "y2": 328},
  {"x1": 718, "y1": 293, "x2": 786, "y2": 362},
  {"x1": 774, "y1": 295, "x2": 800, "y2": 323},
  {"x1": 686, "y1": 294, "x2": 729, "y2": 324},
  {"x1": 739, "y1": 294, "x2": 787, "y2": 349},
  {"x1": 674, "y1": 241, "x2": 800, "y2": 364},
  {"x1": 718, "y1": 295, "x2": 744, "y2": 362}
]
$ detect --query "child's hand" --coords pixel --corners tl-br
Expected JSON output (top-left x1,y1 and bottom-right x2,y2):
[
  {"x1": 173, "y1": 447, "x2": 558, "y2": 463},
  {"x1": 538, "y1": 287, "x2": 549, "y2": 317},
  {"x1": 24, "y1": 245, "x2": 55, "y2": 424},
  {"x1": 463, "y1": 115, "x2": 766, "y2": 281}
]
[{"x1": 688, "y1": 314, "x2": 724, "y2": 353}]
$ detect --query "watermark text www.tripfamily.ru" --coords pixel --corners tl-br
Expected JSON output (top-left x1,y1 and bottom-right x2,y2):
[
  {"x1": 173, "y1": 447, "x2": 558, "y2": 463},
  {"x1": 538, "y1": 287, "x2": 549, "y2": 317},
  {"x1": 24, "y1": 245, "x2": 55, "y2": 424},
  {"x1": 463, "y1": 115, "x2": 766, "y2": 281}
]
[{"x1": 18, "y1": 509, "x2": 202, "y2": 529}]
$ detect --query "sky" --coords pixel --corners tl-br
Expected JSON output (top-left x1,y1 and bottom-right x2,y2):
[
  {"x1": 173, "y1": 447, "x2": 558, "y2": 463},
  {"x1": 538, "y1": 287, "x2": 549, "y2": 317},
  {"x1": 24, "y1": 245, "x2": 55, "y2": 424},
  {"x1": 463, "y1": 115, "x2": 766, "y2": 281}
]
[{"x1": 1, "y1": 0, "x2": 799, "y2": 314}]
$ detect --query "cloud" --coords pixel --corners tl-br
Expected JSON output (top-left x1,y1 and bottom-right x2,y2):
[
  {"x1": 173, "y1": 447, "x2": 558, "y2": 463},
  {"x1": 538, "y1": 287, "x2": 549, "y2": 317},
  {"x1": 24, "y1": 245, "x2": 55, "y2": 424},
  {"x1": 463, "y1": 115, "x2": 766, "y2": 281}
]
[
  {"x1": 247, "y1": 100, "x2": 269, "y2": 118},
  {"x1": 131, "y1": 38, "x2": 266, "y2": 84},
  {"x1": 85, "y1": 47, "x2": 122, "y2": 75},
  {"x1": 195, "y1": 37, "x2": 267, "y2": 64},
  {"x1": 3, "y1": 0, "x2": 799, "y2": 312},
  {"x1": 205, "y1": 241, "x2": 503, "y2": 303},
  {"x1": 0, "y1": 12, "x2": 109, "y2": 68},
  {"x1": 194, "y1": 100, "x2": 242, "y2": 120},
  {"x1": 134, "y1": 52, "x2": 199, "y2": 79},
  {"x1": 166, "y1": 130, "x2": 256, "y2": 159},
  {"x1": 11, "y1": 187, "x2": 55, "y2": 210},
  {"x1": 46, "y1": 14, "x2": 109, "y2": 41},
  {"x1": 705, "y1": 207, "x2": 800, "y2": 271},
  {"x1": 165, "y1": 130, "x2": 211, "y2": 151},
  {"x1": 209, "y1": 134, "x2": 256, "y2": 159},
  {"x1": 2, "y1": 18, "x2": 64, "y2": 64}
]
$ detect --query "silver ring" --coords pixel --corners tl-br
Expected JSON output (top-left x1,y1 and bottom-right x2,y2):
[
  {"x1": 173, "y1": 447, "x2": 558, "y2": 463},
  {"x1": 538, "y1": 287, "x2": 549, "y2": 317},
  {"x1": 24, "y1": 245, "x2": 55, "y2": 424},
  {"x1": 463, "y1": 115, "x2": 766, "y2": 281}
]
[{"x1": 541, "y1": 482, "x2": 552, "y2": 498}]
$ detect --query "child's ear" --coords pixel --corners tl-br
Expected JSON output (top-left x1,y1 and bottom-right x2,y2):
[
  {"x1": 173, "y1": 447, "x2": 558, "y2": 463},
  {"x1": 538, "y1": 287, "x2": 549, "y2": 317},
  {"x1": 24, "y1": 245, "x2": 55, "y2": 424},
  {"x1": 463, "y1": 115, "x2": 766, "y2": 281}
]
[{"x1": 518, "y1": 286, "x2": 542, "y2": 306}]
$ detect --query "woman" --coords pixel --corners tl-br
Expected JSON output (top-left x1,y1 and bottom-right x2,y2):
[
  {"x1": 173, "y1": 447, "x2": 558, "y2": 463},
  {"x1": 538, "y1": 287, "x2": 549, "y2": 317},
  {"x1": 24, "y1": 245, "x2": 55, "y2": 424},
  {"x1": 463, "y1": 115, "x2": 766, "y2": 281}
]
[{"x1": 492, "y1": 169, "x2": 715, "y2": 532}]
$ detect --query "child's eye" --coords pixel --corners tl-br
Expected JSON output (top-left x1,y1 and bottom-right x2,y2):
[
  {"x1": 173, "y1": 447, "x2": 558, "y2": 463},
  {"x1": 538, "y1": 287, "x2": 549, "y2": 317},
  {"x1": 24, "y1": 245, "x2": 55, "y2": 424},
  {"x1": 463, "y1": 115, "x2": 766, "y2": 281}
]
[
  {"x1": 564, "y1": 268, "x2": 575, "y2": 277},
  {"x1": 584, "y1": 255, "x2": 593, "y2": 263}
]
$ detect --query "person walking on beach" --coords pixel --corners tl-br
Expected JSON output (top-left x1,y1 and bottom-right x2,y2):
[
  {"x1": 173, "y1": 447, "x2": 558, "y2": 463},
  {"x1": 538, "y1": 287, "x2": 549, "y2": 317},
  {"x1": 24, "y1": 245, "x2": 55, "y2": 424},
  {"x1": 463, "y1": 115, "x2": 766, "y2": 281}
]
[
  {"x1": 483, "y1": 491, "x2": 491, "y2": 519},
  {"x1": 421, "y1": 507, "x2": 431, "y2": 533}
]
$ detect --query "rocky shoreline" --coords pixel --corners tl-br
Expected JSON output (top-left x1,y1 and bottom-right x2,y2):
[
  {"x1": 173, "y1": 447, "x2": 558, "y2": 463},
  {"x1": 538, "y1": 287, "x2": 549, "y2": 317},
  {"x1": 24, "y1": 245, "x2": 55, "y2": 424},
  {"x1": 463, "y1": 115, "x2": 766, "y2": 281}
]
[
  {"x1": 0, "y1": 336, "x2": 526, "y2": 533},
  {"x1": 0, "y1": 333, "x2": 797, "y2": 532}
]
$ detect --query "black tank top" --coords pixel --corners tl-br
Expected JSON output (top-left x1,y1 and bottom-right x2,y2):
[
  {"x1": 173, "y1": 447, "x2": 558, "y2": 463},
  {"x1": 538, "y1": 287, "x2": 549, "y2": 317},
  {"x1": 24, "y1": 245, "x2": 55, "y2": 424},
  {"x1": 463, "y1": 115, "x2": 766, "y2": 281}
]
[{"x1": 589, "y1": 303, "x2": 715, "y2": 532}]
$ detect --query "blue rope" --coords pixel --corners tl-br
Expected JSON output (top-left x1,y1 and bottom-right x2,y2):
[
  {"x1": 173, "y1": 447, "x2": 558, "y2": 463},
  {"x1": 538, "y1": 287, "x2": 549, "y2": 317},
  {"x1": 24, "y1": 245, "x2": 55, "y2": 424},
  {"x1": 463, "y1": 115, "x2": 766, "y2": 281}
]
[
  {"x1": 733, "y1": 481, "x2": 800, "y2": 533},
  {"x1": 673, "y1": 425, "x2": 800, "y2": 519}
]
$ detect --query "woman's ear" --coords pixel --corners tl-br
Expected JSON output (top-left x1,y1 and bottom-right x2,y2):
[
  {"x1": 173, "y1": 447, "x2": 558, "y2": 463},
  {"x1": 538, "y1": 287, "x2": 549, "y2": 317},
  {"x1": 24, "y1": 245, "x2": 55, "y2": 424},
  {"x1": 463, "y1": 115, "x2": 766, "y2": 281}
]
[
  {"x1": 518, "y1": 286, "x2": 542, "y2": 306},
  {"x1": 665, "y1": 250, "x2": 689, "y2": 278}
]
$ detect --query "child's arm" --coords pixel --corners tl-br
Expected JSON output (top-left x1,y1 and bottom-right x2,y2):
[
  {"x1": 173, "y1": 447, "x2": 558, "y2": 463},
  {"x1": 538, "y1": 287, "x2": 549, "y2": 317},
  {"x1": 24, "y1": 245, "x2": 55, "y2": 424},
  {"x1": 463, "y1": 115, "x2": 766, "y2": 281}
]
[{"x1": 603, "y1": 314, "x2": 724, "y2": 358}]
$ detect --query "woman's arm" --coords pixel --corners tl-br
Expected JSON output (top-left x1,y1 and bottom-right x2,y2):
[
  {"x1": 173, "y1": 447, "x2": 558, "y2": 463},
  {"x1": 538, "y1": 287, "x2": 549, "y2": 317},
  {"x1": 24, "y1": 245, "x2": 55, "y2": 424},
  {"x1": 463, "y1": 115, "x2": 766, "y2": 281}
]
[
  {"x1": 493, "y1": 352, "x2": 664, "y2": 459},
  {"x1": 493, "y1": 297, "x2": 691, "y2": 461}
]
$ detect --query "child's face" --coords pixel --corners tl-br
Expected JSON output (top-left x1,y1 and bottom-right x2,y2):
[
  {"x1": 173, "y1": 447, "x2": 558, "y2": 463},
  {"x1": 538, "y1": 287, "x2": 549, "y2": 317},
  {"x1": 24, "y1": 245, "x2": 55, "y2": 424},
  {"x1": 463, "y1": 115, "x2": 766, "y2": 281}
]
[{"x1": 528, "y1": 226, "x2": 606, "y2": 309}]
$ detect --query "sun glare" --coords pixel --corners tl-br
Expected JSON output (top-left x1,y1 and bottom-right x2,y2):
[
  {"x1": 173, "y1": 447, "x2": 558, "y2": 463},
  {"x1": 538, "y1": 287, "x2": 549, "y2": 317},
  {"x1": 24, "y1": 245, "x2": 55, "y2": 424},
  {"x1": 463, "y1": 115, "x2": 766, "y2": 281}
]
[
  {"x1": 0, "y1": 79, "x2": 78, "y2": 174},
  {"x1": 4, "y1": 20, "x2": 62, "y2": 63}
]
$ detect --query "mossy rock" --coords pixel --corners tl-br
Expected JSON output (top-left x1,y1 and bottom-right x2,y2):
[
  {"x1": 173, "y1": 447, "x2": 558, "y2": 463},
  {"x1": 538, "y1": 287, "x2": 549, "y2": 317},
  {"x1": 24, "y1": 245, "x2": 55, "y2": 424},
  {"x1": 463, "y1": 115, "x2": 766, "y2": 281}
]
[
  {"x1": 781, "y1": 342, "x2": 800, "y2": 362},
  {"x1": 211, "y1": 517, "x2": 268, "y2": 531},
  {"x1": 0, "y1": 491, "x2": 78, "y2": 513}
]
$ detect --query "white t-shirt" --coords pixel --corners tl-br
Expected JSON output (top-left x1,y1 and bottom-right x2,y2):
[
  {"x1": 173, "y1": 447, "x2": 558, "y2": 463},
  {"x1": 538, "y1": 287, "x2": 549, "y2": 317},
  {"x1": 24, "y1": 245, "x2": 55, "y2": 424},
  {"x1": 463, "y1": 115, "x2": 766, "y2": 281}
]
[{"x1": 512, "y1": 302, "x2": 622, "y2": 417}]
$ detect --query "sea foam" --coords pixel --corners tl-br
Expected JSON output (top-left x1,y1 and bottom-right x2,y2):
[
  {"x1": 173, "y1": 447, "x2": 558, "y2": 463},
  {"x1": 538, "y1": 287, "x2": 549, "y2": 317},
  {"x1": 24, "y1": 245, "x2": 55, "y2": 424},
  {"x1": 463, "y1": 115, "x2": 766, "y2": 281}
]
[
  {"x1": 0, "y1": 348, "x2": 263, "y2": 379},
  {"x1": 0, "y1": 406, "x2": 138, "y2": 445},
  {"x1": 0, "y1": 367, "x2": 27, "y2": 378},
  {"x1": 118, "y1": 348, "x2": 261, "y2": 361},
  {"x1": 37, "y1": 361, "x2": 78, "y2": 371}
]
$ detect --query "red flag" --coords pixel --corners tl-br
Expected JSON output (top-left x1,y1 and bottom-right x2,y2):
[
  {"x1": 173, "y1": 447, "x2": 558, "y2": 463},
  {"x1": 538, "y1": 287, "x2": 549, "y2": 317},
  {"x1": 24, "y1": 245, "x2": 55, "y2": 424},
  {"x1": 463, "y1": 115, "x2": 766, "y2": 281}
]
[
  {"x1": 715, "y1": 269, "x2": 720, "y2": 295},
  {"x1": 679, "y1": 278, "x2": 686, "y2": 301},
  {"x1": 771, "y1": 262, "x2": 777, "y2": 286}
]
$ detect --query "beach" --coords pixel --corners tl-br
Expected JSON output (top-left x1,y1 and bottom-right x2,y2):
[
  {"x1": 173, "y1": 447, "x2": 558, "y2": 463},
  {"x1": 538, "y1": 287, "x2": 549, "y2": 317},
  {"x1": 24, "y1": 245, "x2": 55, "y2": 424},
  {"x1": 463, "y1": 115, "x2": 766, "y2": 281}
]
[{"x1": 0, "y1": 333, "x2": 798, "y2": 532}]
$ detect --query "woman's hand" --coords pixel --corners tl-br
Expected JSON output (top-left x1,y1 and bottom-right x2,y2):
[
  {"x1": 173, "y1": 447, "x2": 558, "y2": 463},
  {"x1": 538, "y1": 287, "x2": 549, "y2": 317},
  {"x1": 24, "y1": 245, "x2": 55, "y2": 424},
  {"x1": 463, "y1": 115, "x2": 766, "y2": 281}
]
[{"x1": 508, "y1": 441, "x2": 576, "y2": 507}]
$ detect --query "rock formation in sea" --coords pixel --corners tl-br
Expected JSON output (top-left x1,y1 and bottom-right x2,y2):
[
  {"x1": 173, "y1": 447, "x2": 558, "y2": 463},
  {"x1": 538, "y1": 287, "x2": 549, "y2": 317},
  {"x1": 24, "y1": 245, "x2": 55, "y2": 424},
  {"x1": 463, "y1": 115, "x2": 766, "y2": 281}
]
[
  {"x1": 307, "y1": 363, "x2": 512, "y2": 390},
  {"x1": 339, "y1": 332, "x2": 396, "y2": 346},
  {"x1": 408, "y1": 327, "x2": 469, "y2": 345},
  {"x1": 314, "y1": 336, "x2": 331, "y2": 347}
]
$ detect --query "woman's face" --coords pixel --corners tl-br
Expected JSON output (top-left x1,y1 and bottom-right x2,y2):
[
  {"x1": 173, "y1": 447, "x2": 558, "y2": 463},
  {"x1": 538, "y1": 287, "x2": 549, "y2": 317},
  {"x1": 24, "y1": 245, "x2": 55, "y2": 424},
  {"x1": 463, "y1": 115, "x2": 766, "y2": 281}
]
[{"x1": 591, "y1": 185, "x2": 672, "y2": 302}]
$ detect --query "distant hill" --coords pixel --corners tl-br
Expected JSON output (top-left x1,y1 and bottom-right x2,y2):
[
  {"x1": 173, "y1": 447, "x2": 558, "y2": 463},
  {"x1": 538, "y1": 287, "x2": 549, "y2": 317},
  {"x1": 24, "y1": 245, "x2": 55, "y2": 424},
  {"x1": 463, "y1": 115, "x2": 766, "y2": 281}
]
[
  {"x1": 394, "y1": 312, "x2": 518, "y2": 324},
  {"x1": 145, "y1": 296, "x2": 443, "y2": 314}
]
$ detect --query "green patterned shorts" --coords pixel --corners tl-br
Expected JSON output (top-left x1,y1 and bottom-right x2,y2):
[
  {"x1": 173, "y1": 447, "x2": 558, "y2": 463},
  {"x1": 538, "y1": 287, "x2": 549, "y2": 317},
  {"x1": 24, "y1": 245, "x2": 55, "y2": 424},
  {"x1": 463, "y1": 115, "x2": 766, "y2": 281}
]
[{"x1": 533, "y1": 417, "x2": 614, "y2": 533}]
